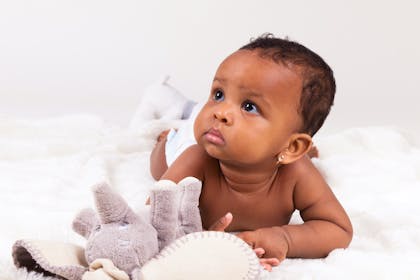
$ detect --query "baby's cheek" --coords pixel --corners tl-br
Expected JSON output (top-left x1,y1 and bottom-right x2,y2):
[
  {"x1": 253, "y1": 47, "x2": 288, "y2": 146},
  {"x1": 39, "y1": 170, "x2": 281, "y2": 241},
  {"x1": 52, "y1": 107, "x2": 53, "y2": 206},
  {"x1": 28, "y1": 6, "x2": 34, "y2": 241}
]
[
  {"x1": 193, "y1": 120, "x2": 202, "y2": 143},
  {"x1": 193, "y1": 108, "x2": 212, "y2": 138}
]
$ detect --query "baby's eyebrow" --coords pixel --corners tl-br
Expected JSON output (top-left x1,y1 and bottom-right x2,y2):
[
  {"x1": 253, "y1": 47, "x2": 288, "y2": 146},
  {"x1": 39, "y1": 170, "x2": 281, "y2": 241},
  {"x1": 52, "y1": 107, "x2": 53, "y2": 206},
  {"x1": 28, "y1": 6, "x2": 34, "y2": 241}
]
[
  {"x1": 244, "y1": 91, "x2": 271, "y2": 107},
  {"x1": 213, "y1": 77, "x2": 226, "y2": 84}
]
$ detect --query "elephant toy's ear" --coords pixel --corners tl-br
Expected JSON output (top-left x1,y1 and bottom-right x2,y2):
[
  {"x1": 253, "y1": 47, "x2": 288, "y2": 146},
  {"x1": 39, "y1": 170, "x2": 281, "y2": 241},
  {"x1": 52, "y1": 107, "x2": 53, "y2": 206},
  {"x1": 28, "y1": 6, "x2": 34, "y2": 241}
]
[
  {"x1": 93, "y1": 182, "x2": 138, "y2": 224},
  {"x1": 72, "y1": 208, "x2": 100, "y2": 238}
]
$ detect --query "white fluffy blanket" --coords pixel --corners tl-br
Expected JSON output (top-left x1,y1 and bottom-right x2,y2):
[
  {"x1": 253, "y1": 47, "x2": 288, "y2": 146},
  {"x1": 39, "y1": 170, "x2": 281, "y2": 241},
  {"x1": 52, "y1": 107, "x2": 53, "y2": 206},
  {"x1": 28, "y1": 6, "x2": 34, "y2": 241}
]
[{"x1": 1, "y1": 115, "x2": 419, "y2": 279}]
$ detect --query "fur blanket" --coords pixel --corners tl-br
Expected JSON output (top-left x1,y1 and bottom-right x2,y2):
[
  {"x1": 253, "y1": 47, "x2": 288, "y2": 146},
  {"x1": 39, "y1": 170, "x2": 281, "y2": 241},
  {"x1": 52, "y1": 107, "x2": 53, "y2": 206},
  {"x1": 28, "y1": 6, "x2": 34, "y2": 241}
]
[{"x1": 1, "y1": 115, "x2": 419, "y2": 279}]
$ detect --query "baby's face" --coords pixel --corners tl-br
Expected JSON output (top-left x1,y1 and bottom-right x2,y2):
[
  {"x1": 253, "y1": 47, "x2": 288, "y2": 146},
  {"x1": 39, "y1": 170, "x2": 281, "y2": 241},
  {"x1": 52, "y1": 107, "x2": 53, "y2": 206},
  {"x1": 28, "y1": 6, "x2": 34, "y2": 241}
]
[{"x1": 194, "y1": 50, "x2": 303, "y2": 165}]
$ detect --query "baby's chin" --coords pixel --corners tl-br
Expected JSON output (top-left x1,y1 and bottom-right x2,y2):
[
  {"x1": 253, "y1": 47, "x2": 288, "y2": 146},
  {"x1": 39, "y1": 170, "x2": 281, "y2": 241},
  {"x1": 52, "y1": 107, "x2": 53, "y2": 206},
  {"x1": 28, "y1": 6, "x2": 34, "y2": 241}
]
[
  {"x1": 201, "y1": 144, "x2": 258, "y2": 165},
  {"x1": 199, "y1": 141, "x2": 230, "y2": 161},
  {"x1": 200, "y1": 142, "x2": 222, "y2": 157}
]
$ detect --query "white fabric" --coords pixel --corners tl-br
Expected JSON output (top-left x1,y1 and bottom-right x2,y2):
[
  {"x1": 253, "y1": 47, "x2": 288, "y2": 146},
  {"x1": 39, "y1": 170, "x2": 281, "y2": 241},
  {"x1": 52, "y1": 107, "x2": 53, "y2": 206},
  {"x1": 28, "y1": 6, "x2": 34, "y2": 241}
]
[
  {"x1": 164, "y1": 102, "x2": 204, "y2": 166},
  {"x1": 140, "y1": 231, "x2": 264, "y2": 280},
  {"x1": 1, "y1": 115, "x2": 420, "y2": 280},
  {"x1": 129, "y1": 76, "x2": 192, "y2": 128}
]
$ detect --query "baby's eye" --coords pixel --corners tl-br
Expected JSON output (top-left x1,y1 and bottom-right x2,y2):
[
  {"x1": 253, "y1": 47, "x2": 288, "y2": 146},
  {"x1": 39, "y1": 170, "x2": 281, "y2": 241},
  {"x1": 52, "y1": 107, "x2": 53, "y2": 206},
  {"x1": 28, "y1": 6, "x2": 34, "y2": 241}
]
[
  {"x1": 213, "y1": 90, "x2": 225, "y2": 102},
  {"x1": 242, "y1": 101, "x2": 259, "y2": 114}
]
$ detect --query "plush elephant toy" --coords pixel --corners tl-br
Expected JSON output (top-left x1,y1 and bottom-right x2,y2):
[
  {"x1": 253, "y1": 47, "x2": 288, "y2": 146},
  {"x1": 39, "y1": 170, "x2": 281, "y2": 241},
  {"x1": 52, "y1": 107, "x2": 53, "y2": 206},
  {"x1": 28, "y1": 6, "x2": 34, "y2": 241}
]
[
  {"x1": 12, "y1": 177, "x2": 263, "y2": 279},
  {"x1": 72, "y1": 177, "x2": 202, "y2": 280}
]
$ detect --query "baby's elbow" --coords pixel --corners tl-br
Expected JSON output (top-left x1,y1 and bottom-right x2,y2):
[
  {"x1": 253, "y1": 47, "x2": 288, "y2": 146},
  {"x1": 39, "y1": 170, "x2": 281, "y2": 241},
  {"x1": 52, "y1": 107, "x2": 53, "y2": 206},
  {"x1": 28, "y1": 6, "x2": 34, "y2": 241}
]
[{"x1": 340, "y1": 221, "x2": 353, "y2": 249}]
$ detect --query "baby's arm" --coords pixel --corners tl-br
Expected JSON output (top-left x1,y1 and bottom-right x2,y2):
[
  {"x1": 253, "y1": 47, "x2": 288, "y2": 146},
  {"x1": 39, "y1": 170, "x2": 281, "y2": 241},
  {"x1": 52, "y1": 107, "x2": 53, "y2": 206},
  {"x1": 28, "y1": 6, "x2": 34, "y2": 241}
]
[
  {"x1": 160, "y1": 144, "x2": 207, "y2": 183},
  {"x1": 282, "y1": 157, "x2": 353, "y2": 258},
  {"x1": 146, "y1": 144, "x2": 206, "y2": 205},
  {"x1": 234, "y1": 157, "x2": 352, "y2": 260}
]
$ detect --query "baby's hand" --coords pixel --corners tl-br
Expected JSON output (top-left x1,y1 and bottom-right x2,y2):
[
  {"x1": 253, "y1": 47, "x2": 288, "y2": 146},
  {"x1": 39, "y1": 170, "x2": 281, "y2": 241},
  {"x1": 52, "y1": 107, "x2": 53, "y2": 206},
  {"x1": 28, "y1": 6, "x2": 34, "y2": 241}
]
[
  {"x1": 253, "y1": 247, "x2": 280, "y2": 271},
  {"x1": 208, "y1": 212, "x2": 281, "y2": 271},
  {"x1": 236, "y1": 227, "x2": 289, "y2": 262}
]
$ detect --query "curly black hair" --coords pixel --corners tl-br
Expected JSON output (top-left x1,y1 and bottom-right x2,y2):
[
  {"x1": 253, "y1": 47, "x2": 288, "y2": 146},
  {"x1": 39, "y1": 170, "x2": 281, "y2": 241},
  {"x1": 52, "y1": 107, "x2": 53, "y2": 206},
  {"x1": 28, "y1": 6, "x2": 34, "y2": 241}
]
[{"x1": 240, "y1": 34, "x2": 336, "y2": 136}]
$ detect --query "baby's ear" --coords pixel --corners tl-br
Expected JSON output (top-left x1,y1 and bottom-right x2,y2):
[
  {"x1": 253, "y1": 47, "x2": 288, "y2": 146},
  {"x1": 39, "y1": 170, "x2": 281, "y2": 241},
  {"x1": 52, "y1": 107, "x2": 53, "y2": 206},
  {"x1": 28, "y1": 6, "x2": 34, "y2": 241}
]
[{"x1": 280, "y1": 133, "x2": 313, "y2": 164}]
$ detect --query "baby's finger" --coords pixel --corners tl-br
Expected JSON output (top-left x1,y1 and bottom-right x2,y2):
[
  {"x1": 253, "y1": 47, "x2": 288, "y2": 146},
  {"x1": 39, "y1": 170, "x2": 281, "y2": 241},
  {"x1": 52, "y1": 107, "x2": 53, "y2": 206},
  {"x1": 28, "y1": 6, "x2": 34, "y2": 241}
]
[
  {"x1": 260, "y1": 261, "x2": 272, "y2": 272},
  {"x1": 261, "y1": 258, "x2": 281, "y2": 267},
  {"x1": 208, "y1": 212, "x2": 233, "y2": 231},
  {"x1": 253, "y1": 247, "x2": 265, "y2": 258},
  {"x1": 157, "y1": 129, "x2": 171, "y2": 141}
]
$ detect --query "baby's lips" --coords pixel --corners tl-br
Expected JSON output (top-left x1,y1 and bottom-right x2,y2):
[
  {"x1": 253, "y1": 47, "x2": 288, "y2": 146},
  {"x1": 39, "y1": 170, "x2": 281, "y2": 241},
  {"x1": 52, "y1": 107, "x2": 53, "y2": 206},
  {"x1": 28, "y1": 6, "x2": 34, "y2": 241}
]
[{"x1": 204, "y1": 128, "x2": 225, "y2": 145}]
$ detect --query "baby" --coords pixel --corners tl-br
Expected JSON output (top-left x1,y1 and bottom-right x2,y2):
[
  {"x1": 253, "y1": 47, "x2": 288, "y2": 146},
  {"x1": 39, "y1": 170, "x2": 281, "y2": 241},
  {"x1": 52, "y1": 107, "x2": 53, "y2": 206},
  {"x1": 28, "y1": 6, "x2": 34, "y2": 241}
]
[{"x1": 149, "y1": 35, "x2": 352, "y2": 270}]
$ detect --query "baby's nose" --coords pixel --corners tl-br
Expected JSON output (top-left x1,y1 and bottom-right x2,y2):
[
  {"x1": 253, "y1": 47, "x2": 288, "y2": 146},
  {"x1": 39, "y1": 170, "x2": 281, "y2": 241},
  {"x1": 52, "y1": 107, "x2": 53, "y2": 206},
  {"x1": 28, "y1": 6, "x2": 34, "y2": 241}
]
[{"x1": 213, "y1": 106, "x2": 233, "y2": 125}]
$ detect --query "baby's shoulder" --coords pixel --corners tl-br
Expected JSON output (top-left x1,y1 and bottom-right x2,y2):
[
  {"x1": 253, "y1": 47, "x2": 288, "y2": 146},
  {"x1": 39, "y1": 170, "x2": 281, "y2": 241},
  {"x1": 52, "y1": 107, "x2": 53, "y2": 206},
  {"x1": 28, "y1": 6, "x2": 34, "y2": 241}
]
[
  {"x1": 164, "y1": 144, "x2": 215, "y2": 182},
  {"x1": 283, "y1": 155, "x2": 319, "y2": 178},
  {"x1": 279, "y1": 156, "x2": 327, "y2": 194},
  {"x1": 285, "y1": 156, "x2": 330, "y2": 205}
]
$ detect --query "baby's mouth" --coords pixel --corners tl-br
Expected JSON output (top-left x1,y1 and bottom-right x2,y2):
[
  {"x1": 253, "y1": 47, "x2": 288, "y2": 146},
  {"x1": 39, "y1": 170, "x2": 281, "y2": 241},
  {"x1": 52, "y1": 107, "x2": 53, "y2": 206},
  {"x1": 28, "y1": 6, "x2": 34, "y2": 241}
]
[{"x1": 204, "y1": 128, "x2": 225, "y2": 145}]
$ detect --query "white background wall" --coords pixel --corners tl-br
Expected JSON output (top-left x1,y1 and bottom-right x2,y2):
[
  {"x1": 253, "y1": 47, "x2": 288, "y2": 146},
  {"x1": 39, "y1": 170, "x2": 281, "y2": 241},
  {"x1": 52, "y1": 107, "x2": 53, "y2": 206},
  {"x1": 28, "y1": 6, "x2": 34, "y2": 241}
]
[{"x1": 1, "y1": 0, "x2": 419, "y2": 135}]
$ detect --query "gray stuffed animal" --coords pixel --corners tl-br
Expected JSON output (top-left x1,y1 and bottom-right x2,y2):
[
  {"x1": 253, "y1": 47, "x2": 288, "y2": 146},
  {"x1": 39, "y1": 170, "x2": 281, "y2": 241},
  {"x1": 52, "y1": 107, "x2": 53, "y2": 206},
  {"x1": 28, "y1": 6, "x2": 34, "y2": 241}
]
[
  {"x1": 72, "y1": 177, "x2": 203, "y2": 280},
  {"x1": 12, "y1": 177, "x2": 264, "y2": 279}
]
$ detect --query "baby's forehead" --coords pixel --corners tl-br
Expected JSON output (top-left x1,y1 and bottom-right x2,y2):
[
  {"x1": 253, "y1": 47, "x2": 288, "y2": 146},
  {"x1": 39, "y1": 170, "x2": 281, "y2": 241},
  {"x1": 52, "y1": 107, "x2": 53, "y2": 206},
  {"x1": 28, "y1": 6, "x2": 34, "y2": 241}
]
[
  {"x1": 216, "y1": 50, "x2": 303, "y2": 97},
  {"x1": 222, "y1": 49, "x2": 290, "y2": 66},
  {"x1": 220, "y1": 50, "x2": 301, "y2": 80}
]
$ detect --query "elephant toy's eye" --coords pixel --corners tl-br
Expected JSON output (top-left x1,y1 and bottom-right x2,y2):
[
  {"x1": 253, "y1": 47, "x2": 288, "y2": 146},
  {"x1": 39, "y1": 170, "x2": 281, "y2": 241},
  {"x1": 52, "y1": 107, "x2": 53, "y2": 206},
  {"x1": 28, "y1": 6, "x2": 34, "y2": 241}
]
[
  {"x1": 119, "y1": 221, "x2": 129, "y2": 229},
  {"x1": 95, "y1": 225, "x2": 101, "y2": 231}
]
